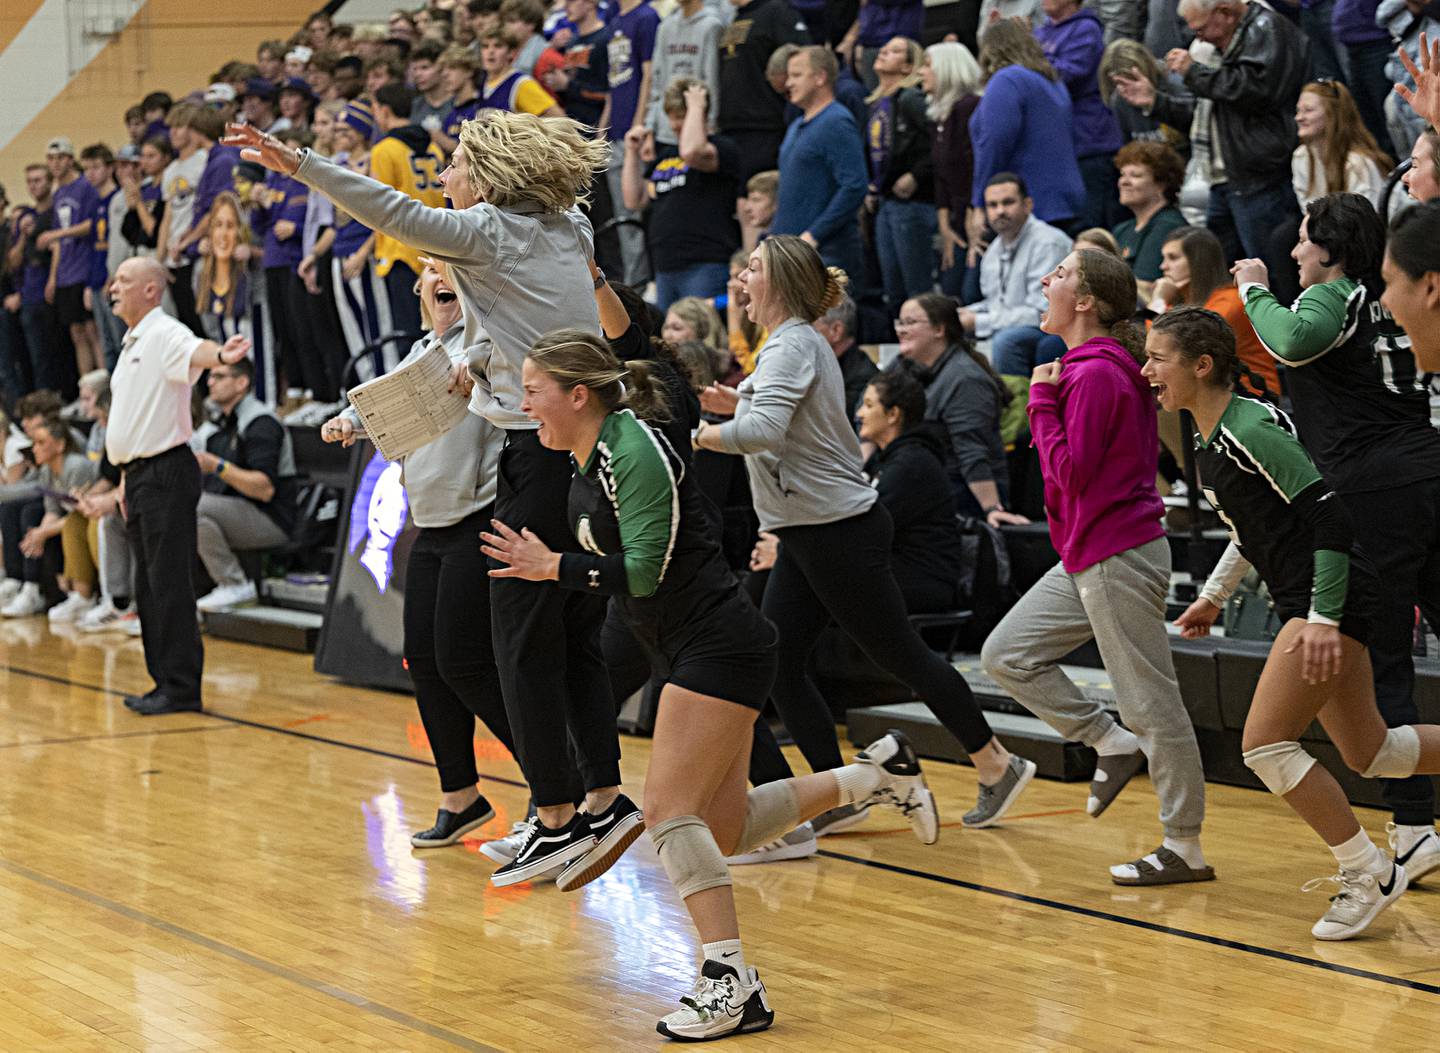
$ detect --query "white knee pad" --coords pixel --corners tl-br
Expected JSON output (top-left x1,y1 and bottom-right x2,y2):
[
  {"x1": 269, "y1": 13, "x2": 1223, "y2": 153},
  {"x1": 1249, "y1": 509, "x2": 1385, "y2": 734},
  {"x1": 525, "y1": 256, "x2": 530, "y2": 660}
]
[
  {"x1": 735, "y1": 782, "x2": 800, "y2": 856},
  {"x1": 1243, "y1": 740, "x2": 1316, "y2": 796},
  {"x1": 648, "y1": 815, "x2": 732, "y2": 899},
  {"x1": 1361, "y1": 726, "x2": 1422, "y2": 780}
]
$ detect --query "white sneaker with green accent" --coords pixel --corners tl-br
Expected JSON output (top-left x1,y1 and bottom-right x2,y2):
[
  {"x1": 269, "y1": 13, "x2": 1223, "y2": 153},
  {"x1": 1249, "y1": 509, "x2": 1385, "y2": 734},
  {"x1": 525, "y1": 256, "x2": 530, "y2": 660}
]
[
  {"x1": 656, "y1": 960, "x2": 773, "y2": 1041},
  {"x1": 1304, "y1": 862, "x2": 1407, "y2": 940}
]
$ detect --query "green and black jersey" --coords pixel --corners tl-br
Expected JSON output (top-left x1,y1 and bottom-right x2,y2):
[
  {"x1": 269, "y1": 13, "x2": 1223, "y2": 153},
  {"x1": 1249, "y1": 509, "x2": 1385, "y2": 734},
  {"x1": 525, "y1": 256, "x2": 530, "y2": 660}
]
[
  {"x1": 558, "y1": 408, "x2": 739, "y2": 626},
  {"x1": 1195, "y1": 395, "x2": 1359, "y2": 625},
  {"x1": 1242, "y1": 277, "x2": 1440, "y2": 495}
]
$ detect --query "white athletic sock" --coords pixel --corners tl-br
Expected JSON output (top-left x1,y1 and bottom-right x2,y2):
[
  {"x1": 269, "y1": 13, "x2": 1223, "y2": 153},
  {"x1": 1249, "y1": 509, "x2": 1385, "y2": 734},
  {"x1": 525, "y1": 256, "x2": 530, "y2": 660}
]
[
  {"x1": 833, "y1": 763, "x2": 885, "y2": 807},
  {"x1": 1108, "y1": 836, "x2": 1205, "y2": 880},
  {"x1": 1331, "y1": 828, "x2": 1386, "y2": 875},
  {"x1": 1094, "y1": 723, "x2": 1141, "y2": 757},
  {"x1": 703, "y1": 939, "x2": 745, "y2": 975},
  {"x1": 1162, "y1": 836, "x2": 1205, "y2": 869},
  {"x1": 1395, "y1": 824, "x2": 1436, "y2": 855}
]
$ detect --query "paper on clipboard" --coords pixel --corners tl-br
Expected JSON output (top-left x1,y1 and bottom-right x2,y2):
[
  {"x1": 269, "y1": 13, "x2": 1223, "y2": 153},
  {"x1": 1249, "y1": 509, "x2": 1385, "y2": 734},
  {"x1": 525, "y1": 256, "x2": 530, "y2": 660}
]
[{"x1": 345, "y1": 339, "x2": 469, "y2": 462}]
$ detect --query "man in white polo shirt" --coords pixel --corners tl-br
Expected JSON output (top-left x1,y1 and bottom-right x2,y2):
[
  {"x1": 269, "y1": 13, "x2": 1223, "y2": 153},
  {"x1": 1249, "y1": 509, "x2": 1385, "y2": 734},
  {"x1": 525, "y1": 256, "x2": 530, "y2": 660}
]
[{"x1": 107, "y1": 257, "x2": 249, "y2": 715}]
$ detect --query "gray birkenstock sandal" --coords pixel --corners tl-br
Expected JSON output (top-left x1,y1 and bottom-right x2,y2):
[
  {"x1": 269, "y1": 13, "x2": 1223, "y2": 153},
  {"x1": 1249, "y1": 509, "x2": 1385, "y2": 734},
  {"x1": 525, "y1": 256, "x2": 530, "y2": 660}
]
[
  {"x1": 1110, "y1": 846, "x2": 1217, "y2": 886},
  {"x1": 1087, "y1": 750, "x2": 1146, "y2": 818}
]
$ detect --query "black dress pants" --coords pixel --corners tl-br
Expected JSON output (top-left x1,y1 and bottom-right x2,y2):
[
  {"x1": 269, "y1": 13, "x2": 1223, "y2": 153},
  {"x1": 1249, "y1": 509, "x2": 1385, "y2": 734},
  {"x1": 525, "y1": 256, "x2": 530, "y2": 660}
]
[
  {"x1": 124, "y1": 445, "x2": 203, "y2": 702},
  {"x1": 490, "y1": 430, "x2": 619, "y2": 806},
  {"x1": 405, "y1": 507, "x2": 517, "y2": 792},
  {"x1": 1341, "y1": 481, "x2": 1440, "y2": 825}
]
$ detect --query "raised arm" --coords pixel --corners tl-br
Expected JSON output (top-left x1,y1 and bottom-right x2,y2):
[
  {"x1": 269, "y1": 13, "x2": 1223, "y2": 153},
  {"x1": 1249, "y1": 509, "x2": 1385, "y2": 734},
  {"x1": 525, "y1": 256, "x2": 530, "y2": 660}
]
[{"x1": 223, "y1": 124, "x2": 495, "y2": 265}]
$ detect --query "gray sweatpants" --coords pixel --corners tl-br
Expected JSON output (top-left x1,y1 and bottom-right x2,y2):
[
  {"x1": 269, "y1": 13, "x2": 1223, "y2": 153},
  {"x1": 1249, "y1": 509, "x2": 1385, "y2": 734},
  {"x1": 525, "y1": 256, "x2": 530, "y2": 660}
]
[
  {"x1": 981, "y1": 537, "x2": 1206, "y2": 839},
  {"x1": 97, "y1": 512, "x2": 133, "y2": 601},
  {"x1": 196, "y1": 493, "x2": 288, "y2": 587}
]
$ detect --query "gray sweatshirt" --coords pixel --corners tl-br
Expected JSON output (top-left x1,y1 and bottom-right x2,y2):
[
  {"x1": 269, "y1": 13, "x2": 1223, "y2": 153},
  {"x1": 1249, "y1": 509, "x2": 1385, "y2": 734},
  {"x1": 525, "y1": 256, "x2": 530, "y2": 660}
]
[
  {"x1": 647, "y1": 8, "x2": 723, "y2": 144},
  {"x1": 342, "y1": 325, "x2": 503, "y2": 528},
  {"x1": 715, "y1": 318, "x2": 876, "y2": 531},
  {"x1": 294, "y1": 149, "x2": 601, "y2": 430}
]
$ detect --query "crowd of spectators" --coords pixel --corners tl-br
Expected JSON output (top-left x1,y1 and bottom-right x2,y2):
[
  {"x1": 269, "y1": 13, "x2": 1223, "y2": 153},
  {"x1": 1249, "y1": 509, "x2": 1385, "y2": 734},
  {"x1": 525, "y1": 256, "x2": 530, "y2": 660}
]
[{"x1": 0, "y1": 0, "x2": 1433, "y2": 627}]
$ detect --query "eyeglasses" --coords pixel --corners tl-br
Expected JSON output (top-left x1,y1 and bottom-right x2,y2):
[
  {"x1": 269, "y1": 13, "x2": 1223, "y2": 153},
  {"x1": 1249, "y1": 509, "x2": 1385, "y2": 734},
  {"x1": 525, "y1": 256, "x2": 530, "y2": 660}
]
[
  {"x1": 893, "y1": 317, "x2": 927, "y2": 330},
  {"x1": 1310, "y1": 78, "x2": 1341, "y2": 96}
]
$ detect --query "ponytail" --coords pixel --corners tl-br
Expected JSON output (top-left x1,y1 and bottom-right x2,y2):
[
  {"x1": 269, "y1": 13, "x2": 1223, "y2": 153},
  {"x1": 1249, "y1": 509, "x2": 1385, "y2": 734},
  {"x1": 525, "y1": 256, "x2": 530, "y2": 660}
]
[{"x1": 617, "y1": 359, "x2": 672, "y2": 422}]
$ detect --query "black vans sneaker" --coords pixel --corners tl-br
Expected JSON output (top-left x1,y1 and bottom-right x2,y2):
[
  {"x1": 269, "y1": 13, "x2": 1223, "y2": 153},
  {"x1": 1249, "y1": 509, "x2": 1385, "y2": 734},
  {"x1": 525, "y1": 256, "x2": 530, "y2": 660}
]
[
  {"x1": 556, "y1": 793, "x2": 646, "y2": 892},
  {"x1": 489, "y1": 812, "x2": 596, "y2": 887}
]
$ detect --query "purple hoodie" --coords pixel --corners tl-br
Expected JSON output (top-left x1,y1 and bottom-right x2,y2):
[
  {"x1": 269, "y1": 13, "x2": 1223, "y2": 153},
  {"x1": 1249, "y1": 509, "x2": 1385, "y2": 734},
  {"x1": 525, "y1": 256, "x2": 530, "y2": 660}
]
[
  {"x1": 858, "y1": 0, "x2": 924, "y2": 47},
  {"x1": 1033, "y1": 8, "x2": 1123, "y2": 159},
  {"x1": 1027, "y1": 337, "x2": 1165, "y2": 574},
  {"x1": 1332, "y1": 0, "x2": 1388, "y2": 45}
]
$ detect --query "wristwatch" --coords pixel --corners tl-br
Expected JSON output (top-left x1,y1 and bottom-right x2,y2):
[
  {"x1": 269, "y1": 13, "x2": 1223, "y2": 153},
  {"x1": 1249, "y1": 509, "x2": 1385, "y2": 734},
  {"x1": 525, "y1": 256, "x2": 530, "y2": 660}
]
[{"x1": 593, "y1": 268, "x2": 607, "y2": 290}]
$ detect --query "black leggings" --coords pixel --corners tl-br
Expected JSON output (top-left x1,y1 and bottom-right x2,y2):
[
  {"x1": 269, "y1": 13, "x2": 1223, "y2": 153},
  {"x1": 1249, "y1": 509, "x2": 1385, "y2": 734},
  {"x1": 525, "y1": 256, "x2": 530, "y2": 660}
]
[
  {"x1": 766, "y1": 503, "x2": 994, "y2": 771},
  {"x1": 404, "y1": 508, "x2": 516, "y2": 794},
  {"x1": 491, "y1": 430, "x2": 620, "y2": 806}
]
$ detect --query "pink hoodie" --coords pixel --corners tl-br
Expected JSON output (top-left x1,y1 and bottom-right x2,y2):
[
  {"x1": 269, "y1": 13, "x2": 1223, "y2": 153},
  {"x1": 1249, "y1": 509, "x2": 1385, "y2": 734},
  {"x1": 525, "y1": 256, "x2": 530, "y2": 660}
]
[{"x1": 1027, "y1": 337, "x2": 1166, "y2": 574}]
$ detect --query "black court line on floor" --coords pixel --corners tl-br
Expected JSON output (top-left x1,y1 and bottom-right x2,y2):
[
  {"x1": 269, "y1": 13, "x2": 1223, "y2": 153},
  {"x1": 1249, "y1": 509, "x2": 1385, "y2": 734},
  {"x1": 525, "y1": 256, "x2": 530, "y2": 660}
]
[
  {"x1": 0, "y1": 858, "x2": 503, "y2": 1053},
  {"x1": 8, "y1": 661, "x2": 1439, "y2": 1002},
  {"x1": 0, "y1": 724, "x2": 236, "y2": 750}
]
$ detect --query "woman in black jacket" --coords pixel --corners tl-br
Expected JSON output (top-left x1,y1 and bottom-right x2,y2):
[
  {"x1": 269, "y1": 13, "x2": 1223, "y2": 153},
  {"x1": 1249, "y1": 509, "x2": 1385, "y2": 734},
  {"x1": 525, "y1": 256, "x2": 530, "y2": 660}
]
[
  {"x1": 866, "y1": 37, "x2": 937, "y2": 317},
  {"x1": 856, "y1": 365, "x2": 965, "y2": 613}
]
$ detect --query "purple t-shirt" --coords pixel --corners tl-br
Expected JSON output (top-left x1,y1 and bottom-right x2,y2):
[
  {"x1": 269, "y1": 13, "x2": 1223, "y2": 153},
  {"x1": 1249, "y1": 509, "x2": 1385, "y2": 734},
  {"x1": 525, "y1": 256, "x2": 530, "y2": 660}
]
[
  {"x1": 53, "y1": 175, "x2": 99, "y2": 289},
  {"x1": 260, "y1": 172, "x2": 309, "y2": 270},
  {"x1": 91, "y1": 186, "x2": 119, "y2": 289},
  {"x1": 185, "y1": 144, "x2": 241, "y2": 260},
  {"x1": 17, "y1": 207, "x2": 51, "y2": 306},
  {"x1": 607, "y1": 1, "x2": 660, "y2": 133}
]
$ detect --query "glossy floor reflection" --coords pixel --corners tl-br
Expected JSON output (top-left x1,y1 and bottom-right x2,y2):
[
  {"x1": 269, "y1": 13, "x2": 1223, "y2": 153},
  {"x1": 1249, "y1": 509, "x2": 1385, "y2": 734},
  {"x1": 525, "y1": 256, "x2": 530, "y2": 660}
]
[{"x1": 1, "y1": 620, "x2": 1438, "y2": 1051}]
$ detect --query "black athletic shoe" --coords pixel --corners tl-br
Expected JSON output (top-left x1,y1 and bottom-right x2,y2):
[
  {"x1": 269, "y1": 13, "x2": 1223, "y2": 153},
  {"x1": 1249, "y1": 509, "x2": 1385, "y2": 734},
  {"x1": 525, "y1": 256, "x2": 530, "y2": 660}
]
[
  {"x1": 489, "y1": 812, "x2": 596, "y2": 887},
  {"x1": 130, "y1": 694, "x2": 203, "y2": 716},
  {"x1": 123, "y1": 690, "x2": 159, "y2": 711},
  {"x1": 556, "y1": 793, "x2": 646, "y2": 892},
  {"x1": 410, "y1": 795, "x2": 496, "y2": 849},
  {"x1": 656, "y1": 959, "x2": 774, "y2": 1041}
]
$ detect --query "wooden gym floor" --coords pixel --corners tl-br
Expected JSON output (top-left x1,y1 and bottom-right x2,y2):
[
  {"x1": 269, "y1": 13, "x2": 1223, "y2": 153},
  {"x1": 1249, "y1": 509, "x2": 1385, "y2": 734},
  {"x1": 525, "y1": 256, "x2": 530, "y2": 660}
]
[{"x1": 1, "y1": 622, "x2": 1438, "y2": 1052}]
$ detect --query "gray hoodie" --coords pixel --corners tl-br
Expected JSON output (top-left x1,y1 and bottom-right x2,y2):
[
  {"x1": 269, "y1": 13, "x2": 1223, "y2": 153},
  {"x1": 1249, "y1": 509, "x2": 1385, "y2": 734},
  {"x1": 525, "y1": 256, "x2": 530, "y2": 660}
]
[
  {"x1": 294, "y1": 150, "x2": 601, "y2": 430},
  {"x1": 342, "y1": 325, "x2": 503, "y2": 528},
  {"x1": 715, "y1": 318, "x2": 876, "y2": 531},
  {"x1": 647, "y1": 8, "x2": 723, "y2": 143}
]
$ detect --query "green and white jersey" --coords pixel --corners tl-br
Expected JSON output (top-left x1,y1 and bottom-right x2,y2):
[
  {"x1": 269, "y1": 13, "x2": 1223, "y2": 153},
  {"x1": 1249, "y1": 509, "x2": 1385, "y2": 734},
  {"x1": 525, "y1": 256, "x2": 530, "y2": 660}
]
[
  {"x1": 559, "y1": 409, "x2": 736, "y2": 620},
  {"x1": 1242, "y1": 276, "x2": 1440, "y2": 495},
  {"x1": 1195, "y1": 395, "x2": 1356, "y2": 625}
]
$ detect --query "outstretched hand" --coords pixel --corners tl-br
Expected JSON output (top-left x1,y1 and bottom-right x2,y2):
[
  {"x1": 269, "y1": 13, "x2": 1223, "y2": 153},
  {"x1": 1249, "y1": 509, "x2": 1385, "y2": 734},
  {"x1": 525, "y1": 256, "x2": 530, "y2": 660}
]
[
  {"x1": 1396, "y1": 32, "x2": 1440, "y2": 128},
  {"x1": 480, "y1": 519, "x2": 561, "y2": 581},
  {"x1": 222, "y1": 123, "x2": 301, "y2": 175}
]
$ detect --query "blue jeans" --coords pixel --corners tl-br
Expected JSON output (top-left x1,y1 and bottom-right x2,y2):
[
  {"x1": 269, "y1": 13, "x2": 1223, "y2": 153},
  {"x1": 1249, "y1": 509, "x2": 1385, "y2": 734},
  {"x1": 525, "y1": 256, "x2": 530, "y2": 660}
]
[
  {"x1": 874, "y1": 198, "x2": 937, "y2": 314},
  {"x1": 1301, "y1": 0, "x2": 1346, "y2": 83},
  {"x1": 1206, "y1": 180, "x2": 1301, "y2": 272},
  {"x1": 654, "y1": 261, "x2": 731, "y2": 312},
  {"x1": 991, "y1": 325, "x2": 1067, "y2": 376},
  {"x1": 91, "y1": 286, "x2": 126, "y2": 371},
  {"x1": 1345, "y1": 38, "x2": 1399, "y2": 157}
]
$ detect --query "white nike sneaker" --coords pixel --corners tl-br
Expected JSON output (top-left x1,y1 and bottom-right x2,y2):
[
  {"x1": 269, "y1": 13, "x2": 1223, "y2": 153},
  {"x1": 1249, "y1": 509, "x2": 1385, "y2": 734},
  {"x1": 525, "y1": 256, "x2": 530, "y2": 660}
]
[
  {"x1": 854, "y1": 729, "x2": 939, "y2": 844},
  {"x1": 0, "y1": 578, "x2": 23, "y2": 604},
  {"x1": 656, "y1": 960, "x2": 774, "y2": 1041},
  {"x1": 1304, "y1": 863, "x2": 1407, "y2": 940},
  {"x1": 1388, "y1": 822, "x2": 1440, "y2": 883},
  {"x1": 197, "y1": 580, "x2": 258, "y2": 613}
]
